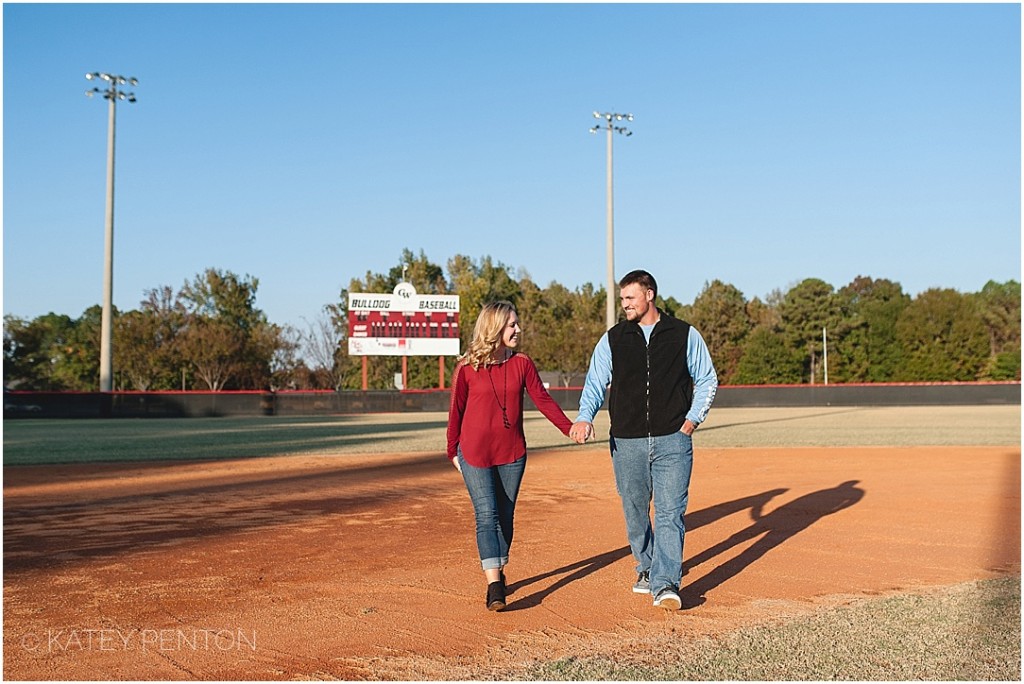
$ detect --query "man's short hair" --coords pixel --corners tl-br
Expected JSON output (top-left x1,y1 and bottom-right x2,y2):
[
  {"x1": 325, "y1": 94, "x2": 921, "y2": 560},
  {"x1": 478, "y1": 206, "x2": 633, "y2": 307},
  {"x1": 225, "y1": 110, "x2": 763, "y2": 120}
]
[{"x1": 619, "y1": 270, "x2": 657, "y2": 299}]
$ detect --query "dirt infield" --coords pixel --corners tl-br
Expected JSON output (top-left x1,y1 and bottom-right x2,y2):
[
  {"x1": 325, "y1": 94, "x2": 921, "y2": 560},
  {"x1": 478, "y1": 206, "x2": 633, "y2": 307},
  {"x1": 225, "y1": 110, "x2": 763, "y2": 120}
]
[{"x1": 3, "y1": 408, "x2": 1021, "y2": 679}]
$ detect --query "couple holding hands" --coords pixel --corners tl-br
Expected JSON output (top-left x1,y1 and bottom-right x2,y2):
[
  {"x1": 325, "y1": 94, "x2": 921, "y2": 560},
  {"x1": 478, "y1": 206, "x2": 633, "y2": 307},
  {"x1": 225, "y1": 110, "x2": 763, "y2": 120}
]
[{"x1": 446, "y1": 270, "x2": 718, "y2": 612}]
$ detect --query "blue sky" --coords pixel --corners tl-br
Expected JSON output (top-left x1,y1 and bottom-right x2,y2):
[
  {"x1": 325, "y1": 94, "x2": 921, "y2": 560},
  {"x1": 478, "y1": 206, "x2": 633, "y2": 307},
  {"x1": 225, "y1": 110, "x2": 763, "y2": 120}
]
[{"x1": 3, "y1": 3, "x2": 1020, "y2": 333}]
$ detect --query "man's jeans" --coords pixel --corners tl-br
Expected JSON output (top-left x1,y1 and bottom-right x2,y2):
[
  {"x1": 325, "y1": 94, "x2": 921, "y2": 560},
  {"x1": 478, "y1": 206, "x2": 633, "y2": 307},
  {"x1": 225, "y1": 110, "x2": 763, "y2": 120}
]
[
  {"x1": 610, "y1": 431, "x2": 693, "y2": 594},
  {"x1": 458, "y1": 449, "x2": 527, "y2": 570}
]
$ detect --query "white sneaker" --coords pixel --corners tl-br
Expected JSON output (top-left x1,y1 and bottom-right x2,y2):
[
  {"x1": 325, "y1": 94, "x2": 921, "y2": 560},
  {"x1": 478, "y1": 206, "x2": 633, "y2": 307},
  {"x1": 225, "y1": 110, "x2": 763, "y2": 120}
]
[
  {"x1": 653, "y1": 587, "x2": 681, "y2": 610},
  {"x1": 632, "y1": 571, "x2": 651, "y2": 594}
]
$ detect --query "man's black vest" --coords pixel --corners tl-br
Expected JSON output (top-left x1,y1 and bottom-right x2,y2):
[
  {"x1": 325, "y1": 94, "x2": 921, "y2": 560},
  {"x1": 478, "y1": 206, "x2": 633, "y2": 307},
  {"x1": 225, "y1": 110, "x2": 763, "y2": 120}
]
[{"x1": 607, "y1": 310, "x2": 693, "y2": 438}]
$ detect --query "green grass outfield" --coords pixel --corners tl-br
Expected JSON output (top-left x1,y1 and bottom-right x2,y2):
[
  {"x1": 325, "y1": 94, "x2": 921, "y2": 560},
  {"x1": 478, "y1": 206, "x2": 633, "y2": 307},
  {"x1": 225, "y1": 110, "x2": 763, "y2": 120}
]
[{"x1": 3, "y1": 405, "x2": 1020, "y2": 466}]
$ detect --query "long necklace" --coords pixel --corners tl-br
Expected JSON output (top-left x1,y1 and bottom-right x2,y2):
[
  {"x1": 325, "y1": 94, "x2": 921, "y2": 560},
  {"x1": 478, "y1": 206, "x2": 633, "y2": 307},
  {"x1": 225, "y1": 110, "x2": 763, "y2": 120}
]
[{"x1": 486, "y1": 360, "x2": 511, "y2": 429}]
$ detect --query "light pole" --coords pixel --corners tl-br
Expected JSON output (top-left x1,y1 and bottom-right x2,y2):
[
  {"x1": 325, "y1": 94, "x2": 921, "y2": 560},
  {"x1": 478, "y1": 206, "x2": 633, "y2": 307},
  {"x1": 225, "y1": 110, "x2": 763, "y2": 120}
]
[
  {"x1": 822, "y1": 327, "x2": 829, "y2": 385},
  {"x1": 590, "y1": 111, "x2": 633, "y2": 329},
  {"x1": 85, "y1": 72, "x2": 137, "y2": 392}
]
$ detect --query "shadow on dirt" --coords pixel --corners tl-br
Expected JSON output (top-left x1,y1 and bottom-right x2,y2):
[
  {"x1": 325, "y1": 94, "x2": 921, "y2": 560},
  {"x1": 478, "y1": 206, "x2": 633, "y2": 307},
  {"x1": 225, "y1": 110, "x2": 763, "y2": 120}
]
[
  {"x1": 2, "y1": 453, "x2": 459, "y2": 573},
  {"x1": 510, "y1": 481, "x2": 864, "y2": 611},
  {"x1": 687, "y1": 488, "x2": 790, "y2": 532},
  {"x1": 682, "y1": 479, "x2": 865, "y2": 608},
  {"x1": 504, "y1": 546, "x2": 632, "y2": 611},
  {"x1": 697, "y1": 407, "x2": 867, "y2": 432}
]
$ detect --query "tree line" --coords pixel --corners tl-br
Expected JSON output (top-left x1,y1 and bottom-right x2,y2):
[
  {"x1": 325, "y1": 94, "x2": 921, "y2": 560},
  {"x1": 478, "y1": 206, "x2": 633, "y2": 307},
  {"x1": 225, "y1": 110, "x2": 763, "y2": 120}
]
[{"x1": 4, "y1": 249, "x2": 1020, "y2": 392}]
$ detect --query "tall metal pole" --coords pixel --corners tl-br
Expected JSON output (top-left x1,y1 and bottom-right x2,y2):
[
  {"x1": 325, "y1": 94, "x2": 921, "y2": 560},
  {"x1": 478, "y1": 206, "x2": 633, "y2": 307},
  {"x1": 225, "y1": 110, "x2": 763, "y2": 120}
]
[
  {"x1": 605, "y1": 123, "x2": 615, "y2": 330},
  {"x1": 86, "y1": 73, "x2": 137, "y2": 392},
  {"x1": 100, "y1": 92, "x2": 116, "y2": 393},
  {"x1": 823, "y1": 327, "x2": 829, "y2": 385},
  {"x1": 590, "y1": 111, "x2": 633, "y2": 330}
]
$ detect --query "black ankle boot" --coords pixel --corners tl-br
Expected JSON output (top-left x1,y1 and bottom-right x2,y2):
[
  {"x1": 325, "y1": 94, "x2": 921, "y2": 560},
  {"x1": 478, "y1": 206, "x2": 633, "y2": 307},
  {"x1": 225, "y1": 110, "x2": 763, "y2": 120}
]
[{"x1": 486, "y1": 580, "x2": 506, "y2": 612}]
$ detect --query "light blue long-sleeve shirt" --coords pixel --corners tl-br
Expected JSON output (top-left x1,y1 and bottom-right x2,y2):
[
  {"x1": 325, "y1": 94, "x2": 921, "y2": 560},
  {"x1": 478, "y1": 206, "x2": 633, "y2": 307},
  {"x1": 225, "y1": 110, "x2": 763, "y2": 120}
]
[{"x1": 576, "y1": 322, "x2": 718, "y2": 427}]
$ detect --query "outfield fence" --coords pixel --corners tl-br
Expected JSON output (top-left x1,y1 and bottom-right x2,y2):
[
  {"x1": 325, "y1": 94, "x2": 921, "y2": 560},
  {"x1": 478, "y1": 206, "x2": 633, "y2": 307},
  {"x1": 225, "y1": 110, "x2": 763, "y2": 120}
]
[{"x1": 3, "y1": 382, "x2": 1019, "y2": 419}]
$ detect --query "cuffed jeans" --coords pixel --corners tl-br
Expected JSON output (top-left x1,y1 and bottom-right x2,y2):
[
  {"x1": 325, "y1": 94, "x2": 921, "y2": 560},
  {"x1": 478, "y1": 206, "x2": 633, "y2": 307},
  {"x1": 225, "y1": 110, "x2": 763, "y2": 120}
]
[
  {"x1": 458, "y1": 448, "x2": 527, "y2": 571},
  {"x1": 610, "y1": 431, "x2": 693, "y2": 595}
]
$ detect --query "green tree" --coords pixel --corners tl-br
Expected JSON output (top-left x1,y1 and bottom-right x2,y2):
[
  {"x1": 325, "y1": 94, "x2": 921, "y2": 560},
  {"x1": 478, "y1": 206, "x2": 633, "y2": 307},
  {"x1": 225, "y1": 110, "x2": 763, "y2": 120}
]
[
  {"x1": 4, "y1": 313, "x2": 76, "y2": 389},
  {"x1": 686, "y1": 280, "x2": 752, "y2": 384},
  {"x1": 657, "y1": 295, "x2": 685, "y2": 319},
  {"x1": 3, "y1": 310, "x2": 103, "y2": 390},
  {"x1": 733, "y1": 326, "x2": 804, "y2": 385},
  {"x1": 389, "y1": 248, "x2": 450, "y2": 295},
  {"x1": 10, "y1": 249, "x2": 1018, "y2": 391},
  {"x1": 3, "y1": 315, "x2": 35, "y2": 388},
  {"x1": 895, "y1": 288, "x2": 990, "y2": 381},
  {"x1": 976, "y1": 280, "x2": 1021, "y2": 380},
  {"x1": 746, "y1": 296, "x2": 780, "y2": 330},
  {"x1": 115, "y1": 310, "x2": 163, "y2": 390},
  {"x1": 180, "y1": 269, "x2": 261, "y2": 329},
  {"x1": 57, "y1": 306, "x2": 105, "y2": 390},
  {"x1": 447, "y1": 254, "x2": 522, "y2": 353},
  {"x1": 177, "y1": 317, "x2": 243, "y2": 391},
  {"x1": 991, "y1": 348, "x2": 1021, "y2": 381},
  {"x1": 301, "y1": 307, "x2": 349, "y2": 390},
  {"x1": 512, "y1": 275, "x2": 546, "y2": 354},
  {"x1": 113, "y1": 286, "x2": 189, "y2": 390},
  {"x1": 832, "y1": 276, "x2": 910, "y2": 382},
  {"x1": 268, "y1": 324, "x2": 302, "y2": 390},
  {"x1": 177, "y1": 268, "x2": 278, "y2": 389},
  {"x1": 779, "y1": 279, "x2": 839, "y2": 383},
  {"x1": 524, "y1": 281, "x2": 604, "y2": 386}
]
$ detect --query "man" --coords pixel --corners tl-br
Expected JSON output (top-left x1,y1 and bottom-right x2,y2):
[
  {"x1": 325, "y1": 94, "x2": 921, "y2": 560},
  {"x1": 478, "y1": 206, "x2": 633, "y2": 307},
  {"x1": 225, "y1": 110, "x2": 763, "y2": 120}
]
[{"x1": 570, "y1": 270, "x2": 717, "y2": 611}]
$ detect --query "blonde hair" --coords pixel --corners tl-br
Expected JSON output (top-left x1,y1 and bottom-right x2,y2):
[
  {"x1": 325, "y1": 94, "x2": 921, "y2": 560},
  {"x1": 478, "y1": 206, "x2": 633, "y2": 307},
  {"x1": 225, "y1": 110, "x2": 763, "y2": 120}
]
[{"x1": 461, "y1": 301, "x2": 516, "y2": 370}]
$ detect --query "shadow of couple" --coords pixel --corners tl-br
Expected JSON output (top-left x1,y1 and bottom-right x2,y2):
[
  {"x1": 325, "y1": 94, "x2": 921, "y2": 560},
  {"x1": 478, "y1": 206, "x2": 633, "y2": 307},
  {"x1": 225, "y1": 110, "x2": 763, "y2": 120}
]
[{"x1": 503, "y1": 479, "x2": 864, "y2": 611}]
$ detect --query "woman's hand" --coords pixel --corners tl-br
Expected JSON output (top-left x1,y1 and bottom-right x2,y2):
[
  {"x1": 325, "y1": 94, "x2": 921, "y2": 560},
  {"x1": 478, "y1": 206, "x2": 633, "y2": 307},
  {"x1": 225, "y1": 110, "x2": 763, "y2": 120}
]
[{"x1": 452, "y1": 457, "x2": 462, "y2": 473}]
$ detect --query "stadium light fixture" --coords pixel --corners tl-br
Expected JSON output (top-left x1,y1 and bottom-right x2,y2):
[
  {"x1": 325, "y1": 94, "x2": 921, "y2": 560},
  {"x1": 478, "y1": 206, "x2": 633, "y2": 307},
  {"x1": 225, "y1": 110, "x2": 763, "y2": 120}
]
[
  {"x1": 589, "y1": 111, "x2": 634, "y2": 329},
  {"x1": 85, "y1": 72, "x2": 138, "y2": 393}
]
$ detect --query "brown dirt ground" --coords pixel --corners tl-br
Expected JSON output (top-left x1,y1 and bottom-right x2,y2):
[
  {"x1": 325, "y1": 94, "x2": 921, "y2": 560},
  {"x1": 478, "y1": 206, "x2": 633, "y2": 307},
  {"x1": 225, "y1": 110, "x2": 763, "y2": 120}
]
[{"x1": 3, "y1": 444, "x2": 1020, "y2": 680}]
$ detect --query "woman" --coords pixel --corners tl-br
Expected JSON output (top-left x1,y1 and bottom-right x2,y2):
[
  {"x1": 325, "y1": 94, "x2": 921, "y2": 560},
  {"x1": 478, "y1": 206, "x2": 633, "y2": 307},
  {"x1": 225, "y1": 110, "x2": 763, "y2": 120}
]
[{"x1": 446, "y1": 301, "x2": 573, "y2": 611}]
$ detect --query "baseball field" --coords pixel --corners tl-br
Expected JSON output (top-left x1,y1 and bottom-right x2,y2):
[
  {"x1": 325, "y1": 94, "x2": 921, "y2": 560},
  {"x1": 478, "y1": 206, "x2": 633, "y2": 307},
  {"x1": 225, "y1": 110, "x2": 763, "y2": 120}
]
[{"x1": 3, "y1": 405, "x2": 1020, "y2": 680}]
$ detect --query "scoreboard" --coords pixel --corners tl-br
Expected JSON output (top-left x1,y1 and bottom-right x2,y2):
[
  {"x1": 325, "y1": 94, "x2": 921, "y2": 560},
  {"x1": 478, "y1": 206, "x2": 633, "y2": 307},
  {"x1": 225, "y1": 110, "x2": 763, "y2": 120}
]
[{"x1": 347, "y1": 283, "x2": 461, "y2": 357}]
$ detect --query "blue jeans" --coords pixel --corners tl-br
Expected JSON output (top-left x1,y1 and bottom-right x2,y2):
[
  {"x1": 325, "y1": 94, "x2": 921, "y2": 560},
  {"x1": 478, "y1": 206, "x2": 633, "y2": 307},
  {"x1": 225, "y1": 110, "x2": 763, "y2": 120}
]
[
  {"x1": 458, "y1": 449, "x2": 527, "y2": 571},
  {"x1": 610, "y1": 431, "x2": 693, "y2": 594}
]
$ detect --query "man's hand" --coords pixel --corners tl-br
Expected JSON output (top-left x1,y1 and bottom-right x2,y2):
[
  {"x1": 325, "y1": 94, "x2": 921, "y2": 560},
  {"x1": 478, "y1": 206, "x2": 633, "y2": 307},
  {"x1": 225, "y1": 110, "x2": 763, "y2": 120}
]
[
  {"x1": 681, "y1": 419, "x2": 697, "y2": 436},
  {"x1": 569, "y1": 421, "x2": 594, "y2": 444},
  {"x1": 452, "y1": 457, "x2": 462, "y2": 473}
]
